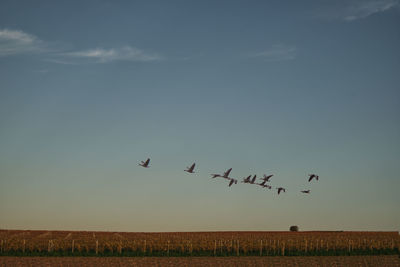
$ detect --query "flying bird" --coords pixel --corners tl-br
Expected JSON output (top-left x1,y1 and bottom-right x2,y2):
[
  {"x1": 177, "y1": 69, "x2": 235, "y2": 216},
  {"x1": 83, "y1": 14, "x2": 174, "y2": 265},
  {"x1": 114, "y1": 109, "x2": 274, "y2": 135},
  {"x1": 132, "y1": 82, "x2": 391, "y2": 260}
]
[
  {"x1": 308, "y1": 174, "x2": 319, "y2": 182},
  {"x1": 250, "y1": 175, "x2": 257, "y2": 184},
  {"x1": 277, "y1": 187, "x2": 286, "y2": 195},
  {"x1": 139, "y1": 158, "x2": 150, "y2": 168},
  {"x1": 228, "y1": 178, "x2": 238, "y2": 187},
  {"x1": 261, "y1": 174, "x2": 273, "y2": 182},
  {"x1": 301, "y1": 190, "x2": 310, "y2": 194},
  {"x1": 184, "y1": 163, "x2": 196, "y2": 173},
  {"x1": 222, "y1": 168, "x2": 232, "y2": 178},
  {"x1": 241, "y1": 175, "x2": 252, "y2": 183},
  {"x1": 258, "y1": 181, "x2": 272, "y2": 189},
  {"x1": 211, "y1": 168, "x2": 232, "y2": 179},
  {"x1": 258, "y1": 180, "x2": 267, "y2": 186}
]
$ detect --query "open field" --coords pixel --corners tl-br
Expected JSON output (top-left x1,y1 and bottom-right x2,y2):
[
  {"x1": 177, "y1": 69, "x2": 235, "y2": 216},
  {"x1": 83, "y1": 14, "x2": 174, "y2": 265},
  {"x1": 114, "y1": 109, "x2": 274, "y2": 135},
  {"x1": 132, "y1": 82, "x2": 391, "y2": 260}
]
[
  {"x1": 1, "y1": 230, "x2": 399, "y2": 257},
  {"x1": 1, "y1": 256, "x2": 400, "y2": 267}
]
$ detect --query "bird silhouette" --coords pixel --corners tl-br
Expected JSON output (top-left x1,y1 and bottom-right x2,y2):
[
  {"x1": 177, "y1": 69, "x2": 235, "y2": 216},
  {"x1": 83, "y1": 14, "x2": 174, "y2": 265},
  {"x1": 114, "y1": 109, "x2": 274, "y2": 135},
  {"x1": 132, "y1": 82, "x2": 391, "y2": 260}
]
[
  {"x1": 241, "y1": 175, "x2": 252, "y2": 183},
  {"x1": 258, "y1": 181, "x2": 272, "y2": 189},
  {"x1": 301, "y1": 190, "x2": 310, "y2": 194},
  {"x1": 277, "y1": 187, "x2": 286, "y2": 194},
  {"x1": 261, "y1": 174, "x2": 273, "y2": 182},
  {"x1": 308, "y1": 174, "x2": 319, "y2": 182},
  {"x1": 228, "y1": 178, "x2": 238, "y2": 187},
  {"x1": 211, "y1": 168, "x2": 232, "y2": 179},
  {"x1": 250, "y1": 175, "x2": 257, "y2": 184},
  {"x1": 139, "y1": 158, "x2": 150, "y2": 168},
  {"x1": 222, "y1": 168, "x2": 232, "y2": 178},
  {"x1": 184, "y1": 163, "x2": 196, "y2": 173}
]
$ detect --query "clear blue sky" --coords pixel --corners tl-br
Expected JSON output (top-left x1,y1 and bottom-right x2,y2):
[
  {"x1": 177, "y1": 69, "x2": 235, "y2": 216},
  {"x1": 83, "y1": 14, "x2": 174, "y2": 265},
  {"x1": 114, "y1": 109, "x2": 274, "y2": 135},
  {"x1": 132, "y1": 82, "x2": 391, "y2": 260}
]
[{"x1": 0, "y1": 0, "x2": 399, "y2": 232}]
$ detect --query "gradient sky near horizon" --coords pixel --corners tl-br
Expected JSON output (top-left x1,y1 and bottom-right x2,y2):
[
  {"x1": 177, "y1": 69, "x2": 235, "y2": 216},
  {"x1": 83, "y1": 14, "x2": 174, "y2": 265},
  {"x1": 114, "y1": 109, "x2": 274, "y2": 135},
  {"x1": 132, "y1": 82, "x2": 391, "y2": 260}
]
[{"x1": 0, "y1": 0, "x2": 399, "y2": 232}]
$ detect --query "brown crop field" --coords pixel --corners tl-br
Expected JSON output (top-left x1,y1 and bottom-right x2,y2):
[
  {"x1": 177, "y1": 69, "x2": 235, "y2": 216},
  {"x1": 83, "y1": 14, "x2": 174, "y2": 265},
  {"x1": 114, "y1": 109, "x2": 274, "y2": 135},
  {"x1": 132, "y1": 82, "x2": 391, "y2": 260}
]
[
  {"x1": 1, "y1": 230, "x2": 399, "y2": 257},
  {"x1": 1, "y1": 256, "x2": 400, "y2": 267}
]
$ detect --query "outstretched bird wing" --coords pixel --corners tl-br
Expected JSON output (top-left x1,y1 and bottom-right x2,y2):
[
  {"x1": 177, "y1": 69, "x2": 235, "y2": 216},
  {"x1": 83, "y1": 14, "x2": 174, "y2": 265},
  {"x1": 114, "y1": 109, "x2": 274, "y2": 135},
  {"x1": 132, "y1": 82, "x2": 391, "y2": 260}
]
[
  {"x1": 264, "y1": 174, "x2": 273, "y2": 180},
  {"x1": 186, "y1": 163, "x2": 195, "y2": 172},
  {"x1": 223, "y1": 168, "x2": 232, "y2": 177}
]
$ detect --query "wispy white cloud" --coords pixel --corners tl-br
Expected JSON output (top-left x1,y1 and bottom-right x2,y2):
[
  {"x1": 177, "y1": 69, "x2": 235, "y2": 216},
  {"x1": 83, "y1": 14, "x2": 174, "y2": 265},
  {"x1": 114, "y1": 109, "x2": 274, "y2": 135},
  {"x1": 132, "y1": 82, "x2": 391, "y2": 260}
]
[
  {"x1": 0, "y1": 29, "x2": 45, "y2": 56},
  {"x1": 42, "y1": 58, "x2": 79, "y2": 65},
  {"x1": 344, "y1": 0, "x2": 399, "y2": 21},
  {"x1": 61, "y1": 46, "x2": 162, "y2": 63},
  {"x1": 251, "y1": 44, "x2": 296, "y2": 62},
  {"x1": 0, "y1": 28, "x2": 163, "y2": 64},
  {"x1": 317, "y1": 0, "x2": 400, "y2": 22}
]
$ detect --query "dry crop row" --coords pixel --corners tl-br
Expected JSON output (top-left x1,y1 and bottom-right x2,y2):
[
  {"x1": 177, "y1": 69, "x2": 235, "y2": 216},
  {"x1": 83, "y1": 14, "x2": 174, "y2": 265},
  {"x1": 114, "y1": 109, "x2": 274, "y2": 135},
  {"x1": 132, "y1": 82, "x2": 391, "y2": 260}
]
[
  {"x1": 2, "y1": 256, "x2": 400, "y2": 267},
  {"x1": 0, "y1": 230, "x2": 399, "y2": 257}
]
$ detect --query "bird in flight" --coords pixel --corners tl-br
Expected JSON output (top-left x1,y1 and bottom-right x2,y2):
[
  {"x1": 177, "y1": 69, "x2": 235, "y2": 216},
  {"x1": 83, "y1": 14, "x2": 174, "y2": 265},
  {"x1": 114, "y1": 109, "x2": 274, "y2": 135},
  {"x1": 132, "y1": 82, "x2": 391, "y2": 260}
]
[
  {"x1": 222, "y1": 168, "x2": 232, "y2": 178},
  {"x1": 258, "y1": 180, "x2": 272, "y2": 189},
  {"x1": 139, "y1": 158, "x2": 150, "y2": 168},
  {"x1": 228, "y1": 178, "x2": 238, "y2": 187},
  {"x1": 211, "y1": 168, "x2": 232, "y2": 179},
  {"x1": 258, "y1": 180, "x2": 266, "y2": 186},
  {"x1": 308, "y1": 174, "x2": 319, "y2": 182},
  {"x1": 241, "y1": 175, "x2": 252, "y2": 183},
  {"x1": 261, "y1": 174, "x2": 273, "y2": 182},
  {"x1": 250, "y1": 175, "x2": 257, "y2": 184},
  {"x1": 184, "y1": 163, "x2": 196, "y2": 173},
  {"x1": 277, "y1": 187, "x2": 286, "y2": 195},
  {"x1": 301, "y1": 190, "x2": 310, "y2": 194}
]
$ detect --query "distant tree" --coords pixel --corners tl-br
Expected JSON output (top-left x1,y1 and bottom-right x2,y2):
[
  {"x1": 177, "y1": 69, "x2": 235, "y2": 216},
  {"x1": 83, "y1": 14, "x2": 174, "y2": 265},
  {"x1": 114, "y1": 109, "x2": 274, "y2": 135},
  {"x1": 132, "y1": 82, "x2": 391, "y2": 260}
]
[{"x1": 290, "y1": 226, "x2": 299, "y2": 232}]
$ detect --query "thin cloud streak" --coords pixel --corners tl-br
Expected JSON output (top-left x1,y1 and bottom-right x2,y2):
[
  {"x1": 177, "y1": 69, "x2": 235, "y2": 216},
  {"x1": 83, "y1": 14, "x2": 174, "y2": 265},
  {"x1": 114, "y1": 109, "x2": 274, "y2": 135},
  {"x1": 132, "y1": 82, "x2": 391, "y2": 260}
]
[
  {"x1": 42, "y1": 58, "x2": 80, "y2": 65},
  {"x1": 61, "y1": 46, "x2": 162, "y2": 63},
  {"x1": 0, "y1": 28, "x2": 163, "y2": 64},
  {"x1": 316, "y1": 0, "x2": 400, "y2": 22},
  {"x1": 344, "y1": 0, "x2": 400, "y2": 21},
  {"x1": 0, "y1": 29, "x2": 45, "y2": 56},
  {"x1": 251, "y1": 44, "x2": 296, "y2": 62}
]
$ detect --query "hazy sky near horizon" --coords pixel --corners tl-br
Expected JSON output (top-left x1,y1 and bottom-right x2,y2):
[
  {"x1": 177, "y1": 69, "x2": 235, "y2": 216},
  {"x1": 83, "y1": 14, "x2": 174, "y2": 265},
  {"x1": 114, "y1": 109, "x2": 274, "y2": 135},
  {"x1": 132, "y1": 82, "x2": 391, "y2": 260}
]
[{"x1": 0, "y1": 0, "x2": 399, "y2": 232}]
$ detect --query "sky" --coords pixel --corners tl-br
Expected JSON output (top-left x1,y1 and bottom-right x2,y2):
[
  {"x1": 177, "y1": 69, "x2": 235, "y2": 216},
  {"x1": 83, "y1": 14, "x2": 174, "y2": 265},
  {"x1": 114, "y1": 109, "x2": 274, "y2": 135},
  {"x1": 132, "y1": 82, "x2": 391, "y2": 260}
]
[{"x1": 0, "y1": 0, "x2": 399, "y2": 232}]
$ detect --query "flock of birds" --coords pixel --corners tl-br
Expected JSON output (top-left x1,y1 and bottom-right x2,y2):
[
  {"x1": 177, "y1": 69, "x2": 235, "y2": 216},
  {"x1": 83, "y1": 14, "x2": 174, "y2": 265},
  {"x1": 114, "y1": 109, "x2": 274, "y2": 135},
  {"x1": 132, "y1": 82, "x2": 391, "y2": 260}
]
[{"x1": 139, "y1": 158, "x2": 319, "y2": 195}]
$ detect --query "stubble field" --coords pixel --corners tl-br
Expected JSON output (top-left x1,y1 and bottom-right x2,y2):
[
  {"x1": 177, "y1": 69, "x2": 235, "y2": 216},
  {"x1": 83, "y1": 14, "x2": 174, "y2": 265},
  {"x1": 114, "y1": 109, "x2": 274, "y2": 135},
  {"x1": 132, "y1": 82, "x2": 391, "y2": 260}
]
[
  {"x1": 1, "y1": 256, "x2": 400, "y2": 267},
  {"x1": 1, "y1": 230, "x2": 399, "y2": 257},
  {"x1": 1, "y1": 230, "x2": 399, "y2": 266}
]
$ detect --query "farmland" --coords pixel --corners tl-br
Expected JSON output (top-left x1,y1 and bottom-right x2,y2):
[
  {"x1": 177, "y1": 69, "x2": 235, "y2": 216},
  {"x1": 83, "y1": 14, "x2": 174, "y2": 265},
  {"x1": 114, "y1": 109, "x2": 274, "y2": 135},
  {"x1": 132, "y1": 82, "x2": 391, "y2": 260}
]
[
  {"x1": 0, "y1": 230, "x2": 399, "y2": 257},
  {"x1": 1, "y1": 256, "x2": 400, "y2": 267}
]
